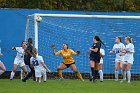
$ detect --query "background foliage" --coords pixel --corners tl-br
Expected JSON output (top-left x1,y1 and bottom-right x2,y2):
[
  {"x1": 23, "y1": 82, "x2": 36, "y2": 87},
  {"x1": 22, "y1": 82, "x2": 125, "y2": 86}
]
[{"x1": 0, "y1": 0, "x2": 140, "y2": 11}]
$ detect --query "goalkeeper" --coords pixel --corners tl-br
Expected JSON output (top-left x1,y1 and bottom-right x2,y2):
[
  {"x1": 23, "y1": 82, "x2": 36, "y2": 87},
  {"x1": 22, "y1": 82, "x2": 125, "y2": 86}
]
[{"x1": 51, "y1": 43, "x2": 84, "y2": 81}]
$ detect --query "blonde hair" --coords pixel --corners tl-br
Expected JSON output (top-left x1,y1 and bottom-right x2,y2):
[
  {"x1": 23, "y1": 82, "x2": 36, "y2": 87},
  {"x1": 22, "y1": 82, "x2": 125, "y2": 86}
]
[{"x1": 126, "y1": 36, "x2": 132, "y2": 43}]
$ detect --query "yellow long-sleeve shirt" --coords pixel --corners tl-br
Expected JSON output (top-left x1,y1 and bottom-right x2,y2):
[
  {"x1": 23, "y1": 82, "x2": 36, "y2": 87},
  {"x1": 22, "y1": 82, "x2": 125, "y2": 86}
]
[{"x1": 55, "y1": 49, "x2": 77, "y2": 64}]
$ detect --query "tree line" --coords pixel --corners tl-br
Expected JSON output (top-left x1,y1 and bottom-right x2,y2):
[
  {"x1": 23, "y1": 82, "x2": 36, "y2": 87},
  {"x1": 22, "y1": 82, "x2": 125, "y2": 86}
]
[{"x1": 0, "y1": 0, "x2": 140, "y2": 11}]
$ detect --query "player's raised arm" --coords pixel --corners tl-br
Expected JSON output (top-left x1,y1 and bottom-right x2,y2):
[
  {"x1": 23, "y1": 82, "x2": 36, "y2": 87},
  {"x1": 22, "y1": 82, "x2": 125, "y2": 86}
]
[
  {"x1": 51, "y1": 45, "x2": 61, "y2": 56},
  {"x1": 12, "y1": 47, "x2": 16, "y2": 50}
]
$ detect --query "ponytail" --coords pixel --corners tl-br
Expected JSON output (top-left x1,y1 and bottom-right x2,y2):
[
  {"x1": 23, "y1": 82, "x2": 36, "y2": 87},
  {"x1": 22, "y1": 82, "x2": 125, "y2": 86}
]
[{"x1": 94, "y1": 36, "x2": 106, "y2": 48}]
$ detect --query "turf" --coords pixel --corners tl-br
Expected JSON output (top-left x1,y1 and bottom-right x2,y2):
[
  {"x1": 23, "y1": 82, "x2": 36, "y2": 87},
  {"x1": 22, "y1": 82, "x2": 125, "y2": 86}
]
[{"x1": 0, "y1": 79, "x2": 140, "y2": 93}]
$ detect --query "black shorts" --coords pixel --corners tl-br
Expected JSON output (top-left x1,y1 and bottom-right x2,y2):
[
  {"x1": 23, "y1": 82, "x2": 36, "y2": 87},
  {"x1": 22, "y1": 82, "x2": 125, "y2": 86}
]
[
  {"x1": 63, "y1": 62, "x2": 75, "y2": 68},
  {"x1": 90, "y1": 55, "x2": 101, "y2": 63}
]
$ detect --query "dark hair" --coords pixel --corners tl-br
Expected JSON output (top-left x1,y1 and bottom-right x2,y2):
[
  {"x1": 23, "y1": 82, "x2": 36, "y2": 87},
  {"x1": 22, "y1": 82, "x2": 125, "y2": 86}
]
[
  {"x1": 63, "y1": 43, "x2": 69, "y2": 49},
  {"x1": 21, "y1": 41, "x2": 26, "y2": 46},
  {"x1": 94, "y1": 36, "x2": 105, "y2": 48},
  {"x1": 126, "y1": 36, "x2": 132, "y2": 43},
  {"x1": 28, "y1": 38, "x2": 32, "y2": 43},
  {"x1": 116, "y1": 36, "x2": 121, "y2": 42}
]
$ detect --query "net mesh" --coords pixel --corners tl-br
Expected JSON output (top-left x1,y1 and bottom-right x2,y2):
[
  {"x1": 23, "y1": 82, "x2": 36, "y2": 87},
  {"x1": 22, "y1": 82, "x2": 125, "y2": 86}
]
[{"x1": 25, "y1": 14, "x2": 140, "y2": 80}]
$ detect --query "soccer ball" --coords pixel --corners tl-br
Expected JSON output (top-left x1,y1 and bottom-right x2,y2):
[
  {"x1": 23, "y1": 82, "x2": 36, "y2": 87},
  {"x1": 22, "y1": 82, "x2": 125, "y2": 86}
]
[{"x1": 36, "y1": 16, "x2": 42, "y2": 22}]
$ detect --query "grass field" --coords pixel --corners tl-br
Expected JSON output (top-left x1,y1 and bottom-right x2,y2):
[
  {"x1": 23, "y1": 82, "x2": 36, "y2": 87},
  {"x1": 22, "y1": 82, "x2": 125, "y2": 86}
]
[{"x1": 0, "y1": 79, "x2": 140, "y2": 93}]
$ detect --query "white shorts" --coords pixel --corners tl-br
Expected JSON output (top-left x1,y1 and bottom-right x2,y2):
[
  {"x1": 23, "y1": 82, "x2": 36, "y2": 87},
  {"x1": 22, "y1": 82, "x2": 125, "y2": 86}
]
[
  {"x1": 35, "y1": 68, "x2": 46, "y2": 78},
  {"x1": 115, "y1": 56, "x2": 124, "y2": 62},
  {"x1": 115, "y1": 59, "x2": 124, "y2": 63},
  {"x1": 99, "y1": 60, "x2": 103, "y2": 64},
  {"x1": 123, "y1": 60, "x2": 133, "y2": 65},
  {"x1": 14, "y1": 58, "x2": 25, "y2": 67}
]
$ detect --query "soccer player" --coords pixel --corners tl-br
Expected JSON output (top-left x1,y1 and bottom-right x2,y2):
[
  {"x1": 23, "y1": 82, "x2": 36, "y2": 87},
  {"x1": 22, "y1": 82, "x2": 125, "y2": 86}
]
[
  {"x1": 52, "y1": 43, "x2": 83, "y2": 81},
  {"x1": 89, "y1": 36, "x2": 105, "y2": 82},
  {"x1": 0, "y1": 48, "x2": 6, "y2": 76},
  {"x1": 89, "y1": 48, "x2": 105, "y2": 82},
  {"x1": 121, "y1": 36, "x2": 134, "y2": 83},
  {"x1": 30, "y1": 48, "x2": 51, "y2": 83},
  {"x1": 22, "y1": 38, "x2": 35, "y2": 81},
  {"x1": 109, "y1": 37, "x2": 125, "y2": 81},
  {"x1": 98, "y1": 48, "x2": 105, "y2": 82},
  {"x1": 10, "y1": 41, "x2": 27, "y2": 80}
]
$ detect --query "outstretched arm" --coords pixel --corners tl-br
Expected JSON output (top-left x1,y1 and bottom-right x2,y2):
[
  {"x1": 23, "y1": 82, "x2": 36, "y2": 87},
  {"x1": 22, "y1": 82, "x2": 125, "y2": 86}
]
[
  {"x1": 41, "y1": 62, "x2": 51, "y2": 73},
  {"x1": 71, "y1": 49, "x2": 80, "y2": 56}
]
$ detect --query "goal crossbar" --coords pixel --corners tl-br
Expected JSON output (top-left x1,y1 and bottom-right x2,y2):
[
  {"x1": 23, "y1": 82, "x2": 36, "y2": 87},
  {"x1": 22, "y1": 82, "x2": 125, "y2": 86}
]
[{"x1": 31, "y1": 13, "x2": 140, "y2": 19}]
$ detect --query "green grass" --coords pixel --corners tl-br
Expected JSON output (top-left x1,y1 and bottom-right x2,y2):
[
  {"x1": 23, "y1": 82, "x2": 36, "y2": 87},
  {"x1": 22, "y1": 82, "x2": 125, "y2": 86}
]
[{"x1": 0, "y1": 79, "x2": 140, "y2": 93}]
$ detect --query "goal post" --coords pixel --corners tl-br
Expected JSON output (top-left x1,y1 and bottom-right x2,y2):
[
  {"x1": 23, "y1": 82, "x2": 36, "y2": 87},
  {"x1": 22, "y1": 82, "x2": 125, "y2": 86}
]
[{"x1": 25, "y1": 13, "x2": 140, "y2": 80}]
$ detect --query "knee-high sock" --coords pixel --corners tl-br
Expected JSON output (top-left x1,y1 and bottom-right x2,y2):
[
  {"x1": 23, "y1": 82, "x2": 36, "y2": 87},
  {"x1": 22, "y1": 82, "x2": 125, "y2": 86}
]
[
  {"x1": 99, "y1": 70, "x2": 103, "y2": 81},
  {"x1": 76, "y1": 72, "x2": 83, "y2": 80},
  {"x1": 0, "y1": 70, "x2": 4, "y2": 75},
  {"x1": 124, "y1": 71, "x2": 126, "y2": 80},
  {"x1": 91, "y1": 67, "x2": 95, "y2": 80},
  {"x1": 127, "y1": 71, "x2": 131, "y2": 82},
  {"x1": 43, "y1": 73, "x2": 47, "y2": 81},
  {"x1": 95, "y1": 70, "x2": 98, "y2": 80},
  {"x1": 115, "y1": 71, "x2": 118, "y2": 80},
  {"x1": 122, "y1": 70, "x2": 126, "y2": 80},
  {"x1": 58, "y1": 70, "x2": 63, "y2": 78},
  {"x1": 10, "y1": 71, "x2": 15, "y2": 80}
]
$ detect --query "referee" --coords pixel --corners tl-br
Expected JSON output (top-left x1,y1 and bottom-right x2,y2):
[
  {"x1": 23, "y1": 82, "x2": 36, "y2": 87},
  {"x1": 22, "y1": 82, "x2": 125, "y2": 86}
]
[{"x1": 22, "y1": 38, "x2": 35, "y2": 82}]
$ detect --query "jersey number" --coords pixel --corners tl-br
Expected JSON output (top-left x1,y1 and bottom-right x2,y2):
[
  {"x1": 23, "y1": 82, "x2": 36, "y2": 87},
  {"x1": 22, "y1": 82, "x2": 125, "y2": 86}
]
[{"x1": 32, "y1": 60, "x2": 39, "y2": 66}]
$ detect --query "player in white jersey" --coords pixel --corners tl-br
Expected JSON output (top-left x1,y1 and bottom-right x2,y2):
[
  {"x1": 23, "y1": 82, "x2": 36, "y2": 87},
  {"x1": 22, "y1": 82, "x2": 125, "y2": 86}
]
[
  {"x1": 98, "y1": 48, "x2": 105, "y2": 82},
  {"x1": 110, "y1": 37, "x2": 125, "y2": 81},
  {"x1": 121, "y1": 36, "x2": 134, "y2": 83},
  {"x1": 10, "y1": 41, "x2": 27, "y2": 80},
  {"x1": 0, "y1": 48, "x2": 6, "y2": 76},
  {"x1": 30, "y1": 48, "x2": 51, "y2": 83},
  {"x1": 89, "y1": 48, "x2": 105, "y2": 82}
]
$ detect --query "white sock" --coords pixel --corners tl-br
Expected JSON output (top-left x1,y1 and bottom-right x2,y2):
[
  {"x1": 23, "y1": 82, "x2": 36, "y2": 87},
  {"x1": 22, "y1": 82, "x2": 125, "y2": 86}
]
[
  {"x1": 20, "y1": 70, "x2": 23, "y2": 80},
  {"x1": 115, "y1": 71, "x2": 118, "y2": 80},
  {"x1": 0, "y1": 70, "x2": 4, "y2": 75},
  {"x1": 89, "y1": 72, "x2": 93, "y2": 78},
  {"x1": 122, "y1": 70, "x2": 126, "y2": 80},
  {"x1": 43, "y1": 73, "x2": 47, "y2": 81},
  {"x1": 10, "y1": 71, "x2": 15, "y2": 80},
  {"x1": 99, "y1": 70, "x2": 103, "y2": 81},
  {"x1": 124, "y1": 71, "x2": 126, "y2": 80},
  {"x1": 127, "y1": 71, "x2": 131, "y2": 82}
]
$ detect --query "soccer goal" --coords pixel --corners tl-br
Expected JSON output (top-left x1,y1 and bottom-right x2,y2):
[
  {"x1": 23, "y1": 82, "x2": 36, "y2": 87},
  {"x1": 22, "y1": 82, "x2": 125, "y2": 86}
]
[{"x1": 25, "y1": 13, "x2": 140, "y2": 80}]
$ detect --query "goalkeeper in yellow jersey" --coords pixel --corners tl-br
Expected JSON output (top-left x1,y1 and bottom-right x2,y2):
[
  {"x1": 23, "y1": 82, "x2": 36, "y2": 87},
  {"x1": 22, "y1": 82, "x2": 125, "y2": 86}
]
[{"x1": 51, "y1": 43, "x2": 84, "y2": 81}]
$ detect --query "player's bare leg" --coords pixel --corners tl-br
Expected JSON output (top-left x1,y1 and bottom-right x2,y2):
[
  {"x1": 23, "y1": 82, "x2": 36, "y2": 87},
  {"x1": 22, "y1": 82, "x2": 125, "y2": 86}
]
[
  {"x1": 21, "y1": 66, "x2": 28, "y2": 77},
  {"x1": 57, "y1": 63, "x2": 67, "y2": 80},
  {"x1": 0, "y1": 61, "x2": 6, "y2": 75}
]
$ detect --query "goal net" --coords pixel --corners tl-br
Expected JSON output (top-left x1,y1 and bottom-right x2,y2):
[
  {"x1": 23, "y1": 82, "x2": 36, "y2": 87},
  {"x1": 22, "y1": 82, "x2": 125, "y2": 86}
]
[{"x1": 25, "y1": 13, "x2": 140, "y2": 80}]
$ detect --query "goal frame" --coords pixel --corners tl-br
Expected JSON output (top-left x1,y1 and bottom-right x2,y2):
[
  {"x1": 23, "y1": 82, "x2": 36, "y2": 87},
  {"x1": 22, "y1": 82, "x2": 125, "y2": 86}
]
[{"x1": 25, "y1": 13, "x2": 140, "y2": 49}]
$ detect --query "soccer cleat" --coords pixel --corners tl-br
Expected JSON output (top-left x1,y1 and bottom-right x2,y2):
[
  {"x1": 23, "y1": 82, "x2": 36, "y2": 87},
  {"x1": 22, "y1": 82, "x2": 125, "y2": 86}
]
[
  {"x1": 44, "y1": 81, "x2": 46, "y2": 82},
  {"x1": 22, "y1": 79, "x2": 26, "y2": 82},
  {"x1": 89, "y1": 78, "x2": 92, "y2": 81},
  {"x1": 93, "y1": 79, "x2": 97, "y2": 83},
  {"x1": 128, "y1": 81, "x2": 131, "y2": 83},
  {"x1": 100, "y1": 80, "x2": 103, "y2": 82},
  {"x1": 59, "y1": 77, "x2": 64, "y2": 80},
  {"x1": 120, "y1": 80, "x2": 123, "y2": 83},
  {"x1": 115, "y1": 79, "x2": 118, "y2": 81},
  {"x1": 10, "y1": 79, "x2": 13, "y2": 80}
]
